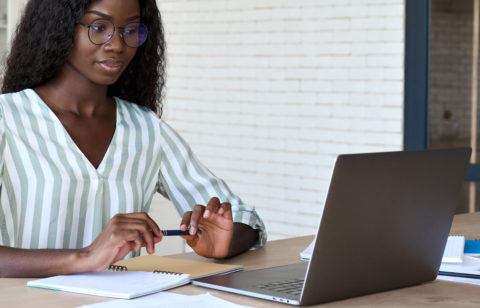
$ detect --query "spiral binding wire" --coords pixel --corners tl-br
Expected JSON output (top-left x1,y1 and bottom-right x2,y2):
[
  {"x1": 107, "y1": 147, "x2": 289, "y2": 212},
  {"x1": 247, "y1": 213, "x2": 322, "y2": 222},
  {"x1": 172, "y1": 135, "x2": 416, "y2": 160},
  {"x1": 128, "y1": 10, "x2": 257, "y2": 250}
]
[
  {"x1": 153, "y1": 269, "x2": 182, "y2": 275},
  {"x1": 108, "y1": 265, "x2": 127, "y2": 271},
  {"x1": 107, "y1": 264, "x2": 182, "y2": 275}
]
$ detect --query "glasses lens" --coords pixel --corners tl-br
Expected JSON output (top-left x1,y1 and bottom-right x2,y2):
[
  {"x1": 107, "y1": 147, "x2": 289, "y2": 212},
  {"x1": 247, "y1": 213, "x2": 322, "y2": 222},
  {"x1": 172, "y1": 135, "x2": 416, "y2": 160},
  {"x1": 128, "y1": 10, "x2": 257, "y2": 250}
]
[
  {"x1": 123, "y1": 23, "x2": 148, "y2": 47},
  {"x1": 89, "y1": 19, "x2": 114, "y2": 45}
]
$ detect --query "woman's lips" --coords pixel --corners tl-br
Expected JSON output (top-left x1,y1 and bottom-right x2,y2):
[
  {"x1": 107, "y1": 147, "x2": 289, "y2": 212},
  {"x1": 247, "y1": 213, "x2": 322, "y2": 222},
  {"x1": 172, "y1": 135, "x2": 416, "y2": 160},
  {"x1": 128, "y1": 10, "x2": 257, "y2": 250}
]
[{"x1": 98, "y1": 60, "x2": 123, "y2": 73}]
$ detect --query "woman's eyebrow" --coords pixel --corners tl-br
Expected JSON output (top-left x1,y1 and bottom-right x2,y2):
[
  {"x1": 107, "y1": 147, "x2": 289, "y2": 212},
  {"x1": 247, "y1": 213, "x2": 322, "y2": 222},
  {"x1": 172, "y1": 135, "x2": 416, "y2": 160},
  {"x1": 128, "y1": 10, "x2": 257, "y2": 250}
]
[
  {"x1": 86, "y1": 10, "x2": 140, "y2": 22},
  {"x1": 126, "y1": 15, "x2": 141, "y2": 22},
  {"x1": 86, "y1": 10, "x2": 111, "y2": 20}
]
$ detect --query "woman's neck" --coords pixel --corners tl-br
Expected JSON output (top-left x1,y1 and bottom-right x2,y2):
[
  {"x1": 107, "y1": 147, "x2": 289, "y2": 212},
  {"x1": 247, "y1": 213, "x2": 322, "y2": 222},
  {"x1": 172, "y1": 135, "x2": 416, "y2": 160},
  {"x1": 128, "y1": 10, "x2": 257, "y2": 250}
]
[{"x1": 34, "y1": 65, "x2": 112, "y2": 117}]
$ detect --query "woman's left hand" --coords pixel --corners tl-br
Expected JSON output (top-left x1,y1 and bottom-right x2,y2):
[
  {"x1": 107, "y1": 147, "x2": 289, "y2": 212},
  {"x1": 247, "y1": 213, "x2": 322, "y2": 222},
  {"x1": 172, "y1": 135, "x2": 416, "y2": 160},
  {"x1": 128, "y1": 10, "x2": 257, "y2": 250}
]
[{"x1": 180, "y1": 197, "x2": 233, "y2": 258}]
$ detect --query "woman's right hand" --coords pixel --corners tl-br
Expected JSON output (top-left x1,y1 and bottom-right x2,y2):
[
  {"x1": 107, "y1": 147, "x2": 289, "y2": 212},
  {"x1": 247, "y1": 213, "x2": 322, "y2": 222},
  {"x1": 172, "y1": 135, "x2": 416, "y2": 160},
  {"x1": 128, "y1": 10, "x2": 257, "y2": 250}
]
[
  {"x1": 0, "y1": 212, "x2": 163, "y2": 278},
  {"x1": 80, "y1": 212, "x2": 163, "y2": 272}
]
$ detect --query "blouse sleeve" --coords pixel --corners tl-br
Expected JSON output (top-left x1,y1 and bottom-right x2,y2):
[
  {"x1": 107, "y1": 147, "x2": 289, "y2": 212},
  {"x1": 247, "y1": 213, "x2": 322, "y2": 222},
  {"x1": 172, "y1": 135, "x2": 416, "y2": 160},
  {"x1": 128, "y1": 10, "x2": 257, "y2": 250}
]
[{"x1": 156, "y1": 120, "x2": 267, "y2": 248}]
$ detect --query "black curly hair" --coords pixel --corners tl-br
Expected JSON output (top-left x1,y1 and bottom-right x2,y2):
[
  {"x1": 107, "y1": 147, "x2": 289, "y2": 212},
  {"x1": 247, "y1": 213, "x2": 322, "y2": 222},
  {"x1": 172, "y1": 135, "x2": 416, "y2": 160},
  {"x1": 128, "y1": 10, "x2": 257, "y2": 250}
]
[{"x1": 1, "y1": 0, "x2": 166, "y2": 115}]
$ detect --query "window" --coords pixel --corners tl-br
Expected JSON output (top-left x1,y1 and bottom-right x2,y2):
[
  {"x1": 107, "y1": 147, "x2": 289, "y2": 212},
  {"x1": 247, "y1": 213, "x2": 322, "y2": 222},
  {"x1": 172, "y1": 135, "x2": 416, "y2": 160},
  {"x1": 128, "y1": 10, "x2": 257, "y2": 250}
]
[{"x1": 405, "y1": 0, "x2": 480, "y2": 213}]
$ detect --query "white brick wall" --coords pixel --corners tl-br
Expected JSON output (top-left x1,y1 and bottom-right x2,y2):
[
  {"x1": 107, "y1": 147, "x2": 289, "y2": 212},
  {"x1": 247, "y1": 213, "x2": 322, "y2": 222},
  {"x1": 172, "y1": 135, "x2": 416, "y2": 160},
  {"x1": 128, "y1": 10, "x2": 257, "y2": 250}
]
[{"x1": 157, "y1": 0, "x2": 405, "y2": 241}]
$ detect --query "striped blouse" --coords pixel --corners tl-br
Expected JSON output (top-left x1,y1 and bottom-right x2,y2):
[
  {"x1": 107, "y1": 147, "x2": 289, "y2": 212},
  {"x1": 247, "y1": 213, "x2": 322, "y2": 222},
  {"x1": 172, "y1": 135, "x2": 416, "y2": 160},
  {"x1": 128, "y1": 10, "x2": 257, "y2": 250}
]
[{"x1": 0, "y1": 89, "x2": 266, "y2": 253}]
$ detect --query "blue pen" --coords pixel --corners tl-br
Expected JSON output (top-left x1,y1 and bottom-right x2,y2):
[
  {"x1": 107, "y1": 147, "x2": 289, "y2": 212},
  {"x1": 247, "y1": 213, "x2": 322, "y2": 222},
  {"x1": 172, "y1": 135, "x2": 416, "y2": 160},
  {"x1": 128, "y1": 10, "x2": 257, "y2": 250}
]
[
  {"x1": 155, "y1": 229, "x2": 202, "y2": 236},
  {"x1": 161, "y1": 229, "x2": 190, "y2": 236}
]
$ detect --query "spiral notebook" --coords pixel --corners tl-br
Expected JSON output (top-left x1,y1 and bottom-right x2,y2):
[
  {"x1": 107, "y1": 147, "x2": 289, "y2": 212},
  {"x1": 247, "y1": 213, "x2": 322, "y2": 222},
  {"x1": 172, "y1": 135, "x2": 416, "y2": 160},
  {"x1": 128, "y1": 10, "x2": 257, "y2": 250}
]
[
  {"x1": 26, "y1": 270, "x2": 190, "y2": 299},
  {"x1": 111, "y1": 254, "x2": 242, "y2": 279}
]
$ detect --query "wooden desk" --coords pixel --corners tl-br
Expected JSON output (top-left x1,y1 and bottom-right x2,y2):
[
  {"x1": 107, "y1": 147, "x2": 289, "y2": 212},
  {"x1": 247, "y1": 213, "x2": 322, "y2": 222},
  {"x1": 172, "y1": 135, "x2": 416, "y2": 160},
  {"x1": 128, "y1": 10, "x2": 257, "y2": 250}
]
[{"x1": 1, "y1": 212, "x2": 480, "y2": 307}]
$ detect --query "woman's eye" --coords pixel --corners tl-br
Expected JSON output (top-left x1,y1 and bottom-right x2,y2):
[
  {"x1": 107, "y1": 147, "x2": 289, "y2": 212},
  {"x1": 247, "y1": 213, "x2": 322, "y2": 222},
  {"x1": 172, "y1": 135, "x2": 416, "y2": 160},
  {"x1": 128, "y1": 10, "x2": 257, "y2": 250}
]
[
  {"x1": 124, "y1": 27, "x2": 138, "y2": 36},
  {"x1": 91, "y1": 25, "x2": 107, "y2": 33},
  {"x1": 90, "y1": 20, "x2": 110, "y2": 33}
]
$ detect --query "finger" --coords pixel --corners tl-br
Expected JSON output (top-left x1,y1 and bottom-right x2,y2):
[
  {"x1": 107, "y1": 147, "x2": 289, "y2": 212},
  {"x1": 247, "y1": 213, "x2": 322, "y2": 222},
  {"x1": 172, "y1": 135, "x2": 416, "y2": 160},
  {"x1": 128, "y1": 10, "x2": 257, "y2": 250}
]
[
  {"x1": 124, "y1": 212, "x2": 162, "y2": 239},
  {"x1": 128, "y1": 213, "x2": 162, "y2": 252},
  {"x1": 218, "y1": 202, "x2": 232, "y2": 218},
  {"x1": 180, "y1": 211, "x2": 192, "y2": 231},
  {"x1": 140, "y1": 229, "x2": 155, "y2": 254},
  {"x1": 189, "y1": 204, "x2": 206, "y2": 235},
  {"x1": 133, "y1": 235, "x2": 146, "y2": 252},
  {"x1": 112, "y1": 216, "x2": 157, "y2": 254},
  {"x1": 131, "y1": 221, "x2": 157, "y2": 254},
  {"x1": 204, "y1": 197, "x2": 221, "y2": 218},
  {"x1": 112, "y1": 229, "x2": 144, "y2": 252},
  {"x1": 152, "y1": 232, "x2": 163, "y2": 244}
]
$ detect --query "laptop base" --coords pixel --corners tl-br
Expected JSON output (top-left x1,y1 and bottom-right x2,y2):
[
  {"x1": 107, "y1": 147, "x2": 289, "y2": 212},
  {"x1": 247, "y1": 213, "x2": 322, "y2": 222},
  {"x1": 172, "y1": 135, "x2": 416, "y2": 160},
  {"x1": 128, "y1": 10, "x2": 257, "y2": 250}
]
[{"x1": 193, "y1": 262, "x2": 307, "y2": 305}]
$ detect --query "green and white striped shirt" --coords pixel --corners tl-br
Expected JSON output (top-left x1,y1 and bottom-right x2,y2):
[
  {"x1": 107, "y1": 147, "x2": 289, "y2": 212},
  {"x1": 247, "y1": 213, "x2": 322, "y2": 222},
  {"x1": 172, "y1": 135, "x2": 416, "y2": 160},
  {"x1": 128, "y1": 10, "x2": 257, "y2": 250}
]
[{"x1": 0, "y1": 89, "x2": 266, "y2": 252}]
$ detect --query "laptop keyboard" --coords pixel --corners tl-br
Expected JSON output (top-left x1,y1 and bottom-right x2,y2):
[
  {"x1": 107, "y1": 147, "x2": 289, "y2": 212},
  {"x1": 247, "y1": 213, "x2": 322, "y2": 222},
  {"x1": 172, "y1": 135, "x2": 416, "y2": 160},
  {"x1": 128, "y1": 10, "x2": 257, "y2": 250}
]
[{"x1": 255, "y1": 278, "x2": 304, "y2": 296}]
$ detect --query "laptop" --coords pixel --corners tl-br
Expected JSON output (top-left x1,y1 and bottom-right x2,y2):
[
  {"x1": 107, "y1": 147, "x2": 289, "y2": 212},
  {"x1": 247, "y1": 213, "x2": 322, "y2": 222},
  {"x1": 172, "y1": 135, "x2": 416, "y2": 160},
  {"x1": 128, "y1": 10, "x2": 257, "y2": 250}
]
[{"x1": 193, "y1": 148, "x2": 471, "y2": 305}]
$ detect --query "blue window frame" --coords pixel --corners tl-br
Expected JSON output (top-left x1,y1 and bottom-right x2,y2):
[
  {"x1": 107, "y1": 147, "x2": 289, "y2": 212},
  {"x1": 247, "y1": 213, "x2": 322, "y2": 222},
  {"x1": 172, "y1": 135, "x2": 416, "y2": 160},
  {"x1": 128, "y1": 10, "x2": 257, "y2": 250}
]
[{"x1": 404, "y1": 0, "x2": 430, "y2": 151}]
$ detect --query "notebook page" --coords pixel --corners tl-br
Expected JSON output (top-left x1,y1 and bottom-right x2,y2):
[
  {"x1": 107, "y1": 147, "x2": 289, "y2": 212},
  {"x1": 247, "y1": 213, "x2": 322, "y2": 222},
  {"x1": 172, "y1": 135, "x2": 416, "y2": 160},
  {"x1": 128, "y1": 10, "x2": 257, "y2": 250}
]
[{"x1": 27, "y1": 270, "x2": 190, "y2": 299}]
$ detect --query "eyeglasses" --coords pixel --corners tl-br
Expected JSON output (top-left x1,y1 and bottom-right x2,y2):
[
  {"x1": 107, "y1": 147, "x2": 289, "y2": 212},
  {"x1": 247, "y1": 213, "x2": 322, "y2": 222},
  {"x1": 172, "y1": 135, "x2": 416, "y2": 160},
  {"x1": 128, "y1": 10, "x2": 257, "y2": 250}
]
[{"x1": 78, "y1": 19, "x2": 148, "y2": 48}]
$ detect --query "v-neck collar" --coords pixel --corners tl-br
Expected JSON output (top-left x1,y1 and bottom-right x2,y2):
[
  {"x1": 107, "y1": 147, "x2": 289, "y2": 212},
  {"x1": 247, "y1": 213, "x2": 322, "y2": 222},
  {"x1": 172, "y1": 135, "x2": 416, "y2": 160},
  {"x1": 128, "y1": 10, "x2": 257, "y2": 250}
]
[{"x1": 26, "y1": 88, "x2": 120, "y2": 174}]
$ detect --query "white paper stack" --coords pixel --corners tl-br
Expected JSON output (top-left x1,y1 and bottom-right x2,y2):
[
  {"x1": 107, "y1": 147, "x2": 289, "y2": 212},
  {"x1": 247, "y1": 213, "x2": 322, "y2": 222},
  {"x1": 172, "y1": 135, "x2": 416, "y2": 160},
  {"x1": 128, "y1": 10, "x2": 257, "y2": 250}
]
[{"x1": 442, "y1": 235, "x2": 465, "y2": 263}]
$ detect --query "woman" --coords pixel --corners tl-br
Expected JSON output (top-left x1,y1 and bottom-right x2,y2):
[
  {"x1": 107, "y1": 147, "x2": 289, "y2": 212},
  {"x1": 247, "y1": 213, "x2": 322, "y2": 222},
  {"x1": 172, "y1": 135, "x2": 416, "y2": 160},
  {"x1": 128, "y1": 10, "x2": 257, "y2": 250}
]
[{"x1": 0, "y1": 0, "x2": 266, "y2": 278}]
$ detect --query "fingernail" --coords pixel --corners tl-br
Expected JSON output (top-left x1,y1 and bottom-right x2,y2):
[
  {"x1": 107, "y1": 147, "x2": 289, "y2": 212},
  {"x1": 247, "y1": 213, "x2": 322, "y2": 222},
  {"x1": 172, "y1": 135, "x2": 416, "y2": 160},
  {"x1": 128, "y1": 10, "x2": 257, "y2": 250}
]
[
  {"x1": 204, "y1": 210, "x2": 210, "y2": 218},
  {"x1": 190, "y1": 228, "x2": 196, "y2": 235},
  {"x1": 180, "y1": 224, "x2": 187, "y2": 230}
]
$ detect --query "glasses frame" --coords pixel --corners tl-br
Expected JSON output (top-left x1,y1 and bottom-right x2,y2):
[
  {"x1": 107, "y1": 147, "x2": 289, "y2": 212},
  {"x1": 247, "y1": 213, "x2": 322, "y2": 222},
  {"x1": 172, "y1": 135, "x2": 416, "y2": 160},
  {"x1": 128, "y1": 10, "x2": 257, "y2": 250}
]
[{"x1": 78, "y1": 19, "x2": 148, "y2": 48}]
